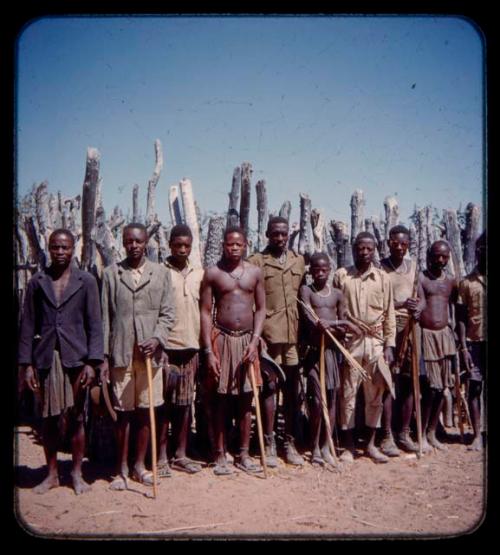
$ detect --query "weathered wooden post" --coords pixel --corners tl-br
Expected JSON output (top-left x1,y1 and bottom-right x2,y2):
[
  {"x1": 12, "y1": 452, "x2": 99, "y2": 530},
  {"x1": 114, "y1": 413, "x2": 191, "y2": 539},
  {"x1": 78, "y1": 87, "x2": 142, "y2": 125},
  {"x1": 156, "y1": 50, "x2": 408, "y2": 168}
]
[
  {"x1": 256, "y1": 179, "x2": 268, "y2": 252},
  {"x1": 331, "y1": 220, "x2": 350, "y2": 269},
  {"x1": 383, "y1": 196, "x2": 399, "y2": 257},
  {"x1": 298, "y1": 193, "x2": 313, "y2": 256},
  {"x1": 443, "y1": 208, "x2": 465, "y2": 280},
  {"x1": 180, "y1": 178, "x2": 202, "y2": 269},
  {"x1": 279, "y1": 201, "x2": 292, "y2": 223},
  {"x1": 169, "y1": 184, "x2": 183, "y2": 227},
  {"x1": 227, "y1": 166, "x2": 241, "y2": 228},
  {"x1": 311, "y1": 208, "x2": 325, "y2": 253},
  {"x1": 350, "y1": 189, "x2": 365, "y2": 245},
  {"x1": 463, "y1": 202, "x2": 481, "y2": 274},
  {"x1": 146, "y1": 139, "x2": 163, "y2": 226},
  {"x1": 239, "y1": 162, "x2": 252, "y2": 239},
  {"x1": 81, "y1": 147, "x2": 100, "y2": 272},
  {"x1": 204, "y1": 215, "x2": 225, "y2": 267},
  {"x1": 132, "y1": 184, "x2": 140, "y2": 223}
]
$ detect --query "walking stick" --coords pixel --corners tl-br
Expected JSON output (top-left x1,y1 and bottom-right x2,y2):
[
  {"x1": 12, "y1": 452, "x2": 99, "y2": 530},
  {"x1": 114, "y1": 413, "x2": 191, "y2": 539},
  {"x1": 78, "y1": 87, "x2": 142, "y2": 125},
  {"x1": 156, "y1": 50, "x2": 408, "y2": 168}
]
[
  {"x1": 454, "y1": 353, "x2": 466, "y2": 442},
  {"x1": 319, "y1": 333, "x2": 339, "y2": 466},
  {"x1": 145, "y1": 356, "x2": 158, "y2": 498},
  {"x1": 249, "y1": 362, "x2": 268, "y2": 478},
  {"x1": 410, "y1": 323, "x2": 423, "y2": 459}
]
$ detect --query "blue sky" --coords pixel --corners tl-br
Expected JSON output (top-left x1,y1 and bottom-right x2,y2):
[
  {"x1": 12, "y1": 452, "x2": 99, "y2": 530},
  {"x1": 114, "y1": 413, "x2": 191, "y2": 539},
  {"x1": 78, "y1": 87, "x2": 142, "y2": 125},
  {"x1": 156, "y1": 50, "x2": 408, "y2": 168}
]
[{"x1": 16, "y1": 15, "x2": 485, "y2": 232}]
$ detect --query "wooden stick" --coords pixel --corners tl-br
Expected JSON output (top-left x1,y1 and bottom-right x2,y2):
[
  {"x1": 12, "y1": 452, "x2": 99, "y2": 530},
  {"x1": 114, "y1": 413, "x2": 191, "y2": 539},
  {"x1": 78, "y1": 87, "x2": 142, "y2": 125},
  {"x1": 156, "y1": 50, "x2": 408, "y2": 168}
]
[
  {"x1": 145, "y1": 356, "x2": 158, "y2": 498},
  {"x1": 319, "y1": 334, "x2": 339, "y2": 465},
  {"x1": 410, "y1": 322, "x2": 423, "y2": 458},
  {"x1": 454, "y1": 353, "x2": 466, "y2": 442},
  {"x1": 249, "y1": 362, "x2": 268, "y2": 478},
  {"x1": 296, "y1": 297, "x2": 369, "y2": 381}
]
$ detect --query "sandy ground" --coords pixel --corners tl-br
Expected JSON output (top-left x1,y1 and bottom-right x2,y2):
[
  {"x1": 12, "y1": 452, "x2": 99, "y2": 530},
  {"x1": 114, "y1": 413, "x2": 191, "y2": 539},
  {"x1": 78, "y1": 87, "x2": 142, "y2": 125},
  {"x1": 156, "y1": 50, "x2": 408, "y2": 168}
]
[{"x1": 13, "y1": 423, "x2": 486, "y2": 541}]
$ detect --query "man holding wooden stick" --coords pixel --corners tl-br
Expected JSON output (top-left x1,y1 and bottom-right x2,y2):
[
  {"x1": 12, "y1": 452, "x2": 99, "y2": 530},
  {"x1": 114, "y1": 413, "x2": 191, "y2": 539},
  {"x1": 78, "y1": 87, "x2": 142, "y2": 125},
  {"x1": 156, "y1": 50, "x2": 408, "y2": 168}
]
[
  {"x1": 248, "y1": 216, "x2": 306, "y2": 466},
  {"x1": 200, "y1": 227, "x2": 266, "y2": 475},
  {"x1": 457, "y1": 232, "x2": 486, "y2": 451},
  {"x1": 298, "y1": 253, "x2": 361, "y2": 467},
  {"x1": 333, "y1": 232, "x2": 397, "y2": 464},
  {"x1": 380, "y1": 225, "x2": 421, "y2": 454},
  {"x1": 100, "y1": 223, "x2": 175, "y2": 490}
]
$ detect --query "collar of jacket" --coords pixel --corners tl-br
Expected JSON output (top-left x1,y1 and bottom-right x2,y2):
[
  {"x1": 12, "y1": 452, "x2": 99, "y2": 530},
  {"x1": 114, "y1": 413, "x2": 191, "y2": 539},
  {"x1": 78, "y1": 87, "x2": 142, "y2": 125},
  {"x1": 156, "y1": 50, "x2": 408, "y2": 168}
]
[
  {"x1": 349, "y1": 263, "x2": 377, "y2": 280},
  {"x1": 260, "y1": 248, "x2": 300, "y2": 272},
  {"x1": 117, "y1": 259, "x2": 155, "y2": 292},
  {"x1": 164, "y1": 257, "x2": 193, "y2": 275},
  {"x1": 38, "y1": 268, "x2": 84, "y2": 308}
]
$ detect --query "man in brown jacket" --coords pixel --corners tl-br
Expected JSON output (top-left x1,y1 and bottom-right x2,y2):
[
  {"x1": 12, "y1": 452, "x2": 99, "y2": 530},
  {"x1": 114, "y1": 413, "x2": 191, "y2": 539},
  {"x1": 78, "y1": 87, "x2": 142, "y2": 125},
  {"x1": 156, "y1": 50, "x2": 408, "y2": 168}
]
[
  {"x1": 100, "y1": 223, "x2": 175, "y2": 490},
  {"x1": 248, "y1": 216, "x2": 306, "y2": 465}
]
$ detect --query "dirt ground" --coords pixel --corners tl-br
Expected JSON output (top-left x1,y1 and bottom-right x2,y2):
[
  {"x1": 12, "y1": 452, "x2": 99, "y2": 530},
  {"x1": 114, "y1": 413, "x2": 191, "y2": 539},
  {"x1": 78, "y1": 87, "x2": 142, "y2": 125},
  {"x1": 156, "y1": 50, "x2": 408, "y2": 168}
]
[{"x1": 13, "y1": 422, "x2": 486, "y2": 541}]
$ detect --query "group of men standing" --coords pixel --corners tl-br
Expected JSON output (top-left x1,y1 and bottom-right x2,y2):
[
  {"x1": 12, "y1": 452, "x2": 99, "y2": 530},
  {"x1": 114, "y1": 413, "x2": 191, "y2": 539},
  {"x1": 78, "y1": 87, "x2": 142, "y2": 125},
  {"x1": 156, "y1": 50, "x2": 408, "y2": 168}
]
[{"x1": 18, "y1": 216, "x2": 486, "y2": 494}]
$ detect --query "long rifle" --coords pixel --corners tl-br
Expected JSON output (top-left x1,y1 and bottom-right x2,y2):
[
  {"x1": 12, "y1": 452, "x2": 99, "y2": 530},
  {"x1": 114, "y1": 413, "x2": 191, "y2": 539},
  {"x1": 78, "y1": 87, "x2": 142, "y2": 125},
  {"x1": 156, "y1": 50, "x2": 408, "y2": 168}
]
[
  {"x1": 395, "y1": 258, "x2": 423, "y2": 458},
  {"x1": 296, "y1": 297, "x2": 369, "y2": 382}
]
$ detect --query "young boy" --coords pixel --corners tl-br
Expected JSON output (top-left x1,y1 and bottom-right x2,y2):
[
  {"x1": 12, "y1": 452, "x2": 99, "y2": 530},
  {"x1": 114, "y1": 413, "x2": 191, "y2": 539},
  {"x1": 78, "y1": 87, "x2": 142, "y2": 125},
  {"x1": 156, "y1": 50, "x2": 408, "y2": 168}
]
[
  {"x1": 158, "y1": 224, "x2": 204, "y2": 475},
  {"x1": 417, "y1": 240, "x2": 459, "y2": 452},
  {"x1": 299, "y1": 252, "x2": 360, "y2": 466}
]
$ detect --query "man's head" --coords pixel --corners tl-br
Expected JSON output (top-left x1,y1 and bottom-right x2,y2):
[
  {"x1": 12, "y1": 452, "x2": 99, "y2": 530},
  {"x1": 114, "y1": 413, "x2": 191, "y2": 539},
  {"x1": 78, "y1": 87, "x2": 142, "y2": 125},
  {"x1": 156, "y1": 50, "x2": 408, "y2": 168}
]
[
  {"x1": 428, "y1": 240, "x2": 450, "y2": 273},
  {"x1": 353, "y1": 231, "x2": 376, "y2": 267},
  {"x1": 223, "y1": 226, "x2": 247, "y2": 262},
  {"x1": 309, "y1": 252, "x2": 331, "y2": 286},
  {"x1": 169, "y1": 224, "x2": 193, "y2": 262},
  {"x1": 266, "y1": 216, "x2": 289, "y2": 252},
  {"x1": 123, "y1": 223, "x2": 148, "y2": 263},
  {"x1": 476, "y1": 231, "x2": 486, "y2": 273},
  {"x1": 48, "y1": 229, "x2": 75, "y2": 268},
  {"x1": 387, "y1": 225, "x2": 410, "y2": 262}
]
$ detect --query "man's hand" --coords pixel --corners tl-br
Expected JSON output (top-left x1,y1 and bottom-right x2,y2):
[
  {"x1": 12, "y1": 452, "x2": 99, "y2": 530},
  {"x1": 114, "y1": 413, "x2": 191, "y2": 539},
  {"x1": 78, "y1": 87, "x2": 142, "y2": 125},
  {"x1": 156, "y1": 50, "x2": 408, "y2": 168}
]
[
  {"x1": 242, "y1": 341, "x2": 259, "y2": 363},
  {"x1": 461, "y1": 347, "x2": 473, "y2": 374},
  {"x1": 316, "y1": 319, "x2": 331, "y2": 334},
  {"x1": 341, "y1": 321, "x2": 362, "y2": 338},
  {"x1": 24, "y1": 365, "x2": 39, "y2": 392},
  {"x1": 99, "y1": 358, "x2": 110, "y2": 385},
  {"x1": 406, "y1": 298, "x2": 421, "y2": 320},
  {"x1": 80, "y1": 364, "x2": 96, "y2": 388},
  {"x1": 139, "y1": 338, "x2": 160, "y2": 358},
  {"x1": 384, "y1": 346, "x2": 394, "y2": 367},
  {"x1": 207, "y1": 353, "x2": 221, "y2": 378}
]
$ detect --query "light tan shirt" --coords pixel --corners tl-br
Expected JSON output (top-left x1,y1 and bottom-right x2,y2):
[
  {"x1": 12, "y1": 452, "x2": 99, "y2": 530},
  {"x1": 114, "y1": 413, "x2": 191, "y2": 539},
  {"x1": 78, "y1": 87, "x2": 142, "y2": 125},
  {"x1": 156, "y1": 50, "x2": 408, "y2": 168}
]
[
  {"x1": 380, "y1": 257, "x2": 416, "y2": 320},
  {"x1": 458, "y1": 268, "x2": 486, "y2": 342},
  {"x1": 333, "y1": 263, "x2": 396, "y2": 348},
  {"x1": 164, "y1": 259, "x2": 204, "y2": 350},
  {"x1": 130, "y1": 263, "x2": 146, "y2": 288}
]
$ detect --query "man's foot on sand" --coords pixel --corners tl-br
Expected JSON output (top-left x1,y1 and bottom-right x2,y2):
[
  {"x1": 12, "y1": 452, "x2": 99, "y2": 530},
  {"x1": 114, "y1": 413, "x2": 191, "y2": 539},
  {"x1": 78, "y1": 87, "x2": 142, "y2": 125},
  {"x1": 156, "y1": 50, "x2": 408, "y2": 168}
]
[
  {"x1": 339, "y1": 448, "x2": 355, "y2": 464},
  {"x1": 311, "y1": 449, "x2": 325, "y2": 467},
  {"x1": 234, "y1": 454, "x2": 263, "y2": 475},
  {"x1": 467, "y1": 437, "x2": 483, "y2": 451},
  {"x1": 397, "y1": 432, "x2": 419, "y2": 453},
  {"x1": 109, "y1": 475, "x2": 128, "y2": 491},
  {"x1": 33, "y1": 474, "x2": 60, "y2": 494},
  {"x1": 320, "y1": 445, "x2": 340, "y2": 467},
  {"x1": 366, "y1": 445, "x2": 390, "y2": 464},
  {"x1": 420, "y1": 436, "x2": 433, "y2": 454},
  {"x1": 380, "y1": 434, "x2": 401, "y2": 457},
  {"x1": 427, "y1": 431, "x2": 448, "y2": 451},
  {"x1": 71, "y1": 471, "x2": 92, "y2": 495}
]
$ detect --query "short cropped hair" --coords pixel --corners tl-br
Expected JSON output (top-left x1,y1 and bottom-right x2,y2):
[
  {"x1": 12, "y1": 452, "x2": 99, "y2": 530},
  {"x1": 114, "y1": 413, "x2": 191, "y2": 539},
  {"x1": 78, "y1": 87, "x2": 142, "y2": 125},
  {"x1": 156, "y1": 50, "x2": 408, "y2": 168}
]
[
  {"x1": 169, "y1": 224, "x2": 193, "y2": 241},
  {"x1": 389, "y1": 225, "x2": 410, "y2": 238},
  {"x1": 49, "y1": 228, "x2": 75, "y2": 246},
  {"x1": 310, "y1": 252, "x2": 331, "y2": 267},
  {"x1": 354, "y1": 231, "x2": 376, "y2": 245},
  {"x1": 267, "y1": 216, "x2": 289, "y2": 232},
  {"x1": 224, "y1": 226, "x2": 247, "y2": 241},
  {"x1": 123, "y1": 222, "x2": 147, "y2": 236}
]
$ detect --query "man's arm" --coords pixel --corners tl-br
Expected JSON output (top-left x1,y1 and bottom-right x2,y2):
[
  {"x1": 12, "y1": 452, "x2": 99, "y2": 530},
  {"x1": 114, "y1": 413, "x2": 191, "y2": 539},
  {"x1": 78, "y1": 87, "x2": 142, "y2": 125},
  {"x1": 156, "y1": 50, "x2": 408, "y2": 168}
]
[
  {"x1": 243, "y1": 267, "x2": 265, "y2": 363},
  {"x1": 18, "y1": 279, "x2": 39, "y2": 391},
  {"x1": 200, "y1": 269, "x2": 220, "y2": 377},
  {"x1": 84, "y1": 274, "x2": 104, "y2": 366},
  {"x1": 100, "y1": 270, "x2": 112, "y2": 383},
  {"x1": 382, "y1": 273, "x2": 396, "y2": 364},
  {"x1": 456, "y1": 281, "x2": 473, "y2": 371}
]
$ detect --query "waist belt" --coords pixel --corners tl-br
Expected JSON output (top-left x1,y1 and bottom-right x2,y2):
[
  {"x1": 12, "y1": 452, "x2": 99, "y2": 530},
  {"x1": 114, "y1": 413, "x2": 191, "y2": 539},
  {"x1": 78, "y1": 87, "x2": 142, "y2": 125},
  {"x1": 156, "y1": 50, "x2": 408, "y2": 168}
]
[{"x1": 214, "y1": 322, "x2": 253, "y2": 337}]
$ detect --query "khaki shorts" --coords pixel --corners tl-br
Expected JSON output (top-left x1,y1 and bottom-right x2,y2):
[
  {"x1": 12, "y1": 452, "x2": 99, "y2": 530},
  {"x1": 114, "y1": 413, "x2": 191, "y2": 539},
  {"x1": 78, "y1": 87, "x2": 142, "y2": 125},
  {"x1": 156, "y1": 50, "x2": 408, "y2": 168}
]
[
  {"x1": 111, "y1": 344, "x2": 164, "y2": 411},
  {"x1": 266, "y1": 343, "x2": 299, "y2": 366}
]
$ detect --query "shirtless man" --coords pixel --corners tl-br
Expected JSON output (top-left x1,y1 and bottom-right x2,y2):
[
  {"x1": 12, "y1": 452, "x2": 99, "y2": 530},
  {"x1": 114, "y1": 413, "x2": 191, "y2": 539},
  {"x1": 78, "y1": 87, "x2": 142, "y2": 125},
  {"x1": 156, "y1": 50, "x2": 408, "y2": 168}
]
[
  {"x1": 18, "y1": 229, "x2": 103, "y2": 494},
  {"x1": 298, "y1": 253, "x2": 360, "y2": 466},
  {"x1": 457, "y1": 232, "x2": 486, "y2": 451},
  {"x1": 200, "y1": 227, "x2": 266, "y2": 475},
  {"x1": 417, "y1": 240, "x2": 458, "y2": 452},
  {"x1": 380, "y1": 225, "x2": 421, "y2": 454}
]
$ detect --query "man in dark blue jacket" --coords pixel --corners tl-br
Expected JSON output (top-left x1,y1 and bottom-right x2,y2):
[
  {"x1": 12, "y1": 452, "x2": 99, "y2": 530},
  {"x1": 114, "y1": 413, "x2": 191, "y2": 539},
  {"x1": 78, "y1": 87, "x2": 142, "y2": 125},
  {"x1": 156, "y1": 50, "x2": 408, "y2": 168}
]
[{"x1": 18, "y1": 229, "x2": 104, "y2": 495}]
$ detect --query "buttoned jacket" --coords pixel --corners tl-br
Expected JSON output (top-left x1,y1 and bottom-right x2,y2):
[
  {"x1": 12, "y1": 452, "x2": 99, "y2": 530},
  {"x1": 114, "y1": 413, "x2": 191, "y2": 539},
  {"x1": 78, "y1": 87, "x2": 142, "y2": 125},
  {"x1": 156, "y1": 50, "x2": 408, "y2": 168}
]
[
  {"x1": 101, "y1": 259, "x2": 175, "y2": 368},
  {"x1": 248, "y1": 248, "x2": 305, "y2": 344},
  {"x1": 18, "y1": 268, "x2": 104, "y2": 369}
]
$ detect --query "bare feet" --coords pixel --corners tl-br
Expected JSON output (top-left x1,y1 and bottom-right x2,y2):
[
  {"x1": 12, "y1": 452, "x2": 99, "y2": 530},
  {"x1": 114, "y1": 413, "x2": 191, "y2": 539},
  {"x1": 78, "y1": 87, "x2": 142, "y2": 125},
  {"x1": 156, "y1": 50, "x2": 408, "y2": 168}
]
[
  {"x1": 33, "y1": 474, "x2": 60, "y2": 494},
  {"x1": 71, "y1": 471, "x2": 92, "y2": 495},
  {"x1": 467, "y1": 437, "x2": 483, "y2": 451},
  {"x1": 109, "y1": 475, "x2": 128, "y2": 491},
  {"x1": 366, "y1": 445, "x2": 389, "y2": 464},
  {"x1": 427, "y1": 431, "x2": 448, "y2": 451},
  {"x1": 320, "y1": 445, "x2": 339, "y2": 467},
  {"x1": 420, "y1": 436, "x2": 433, "y2": 454}
]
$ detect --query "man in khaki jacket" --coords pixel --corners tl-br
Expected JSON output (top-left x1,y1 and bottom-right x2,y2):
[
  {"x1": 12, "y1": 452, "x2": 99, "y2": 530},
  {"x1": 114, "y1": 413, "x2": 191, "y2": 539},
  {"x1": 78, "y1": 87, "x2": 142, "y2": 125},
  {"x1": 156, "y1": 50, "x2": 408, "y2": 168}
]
[
  {"x1": 100, "y1": 223, "x2": 175, "y2": 489},
  {"x1": 248, "y1": 216, "x2": 306, "y2": 465}
]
